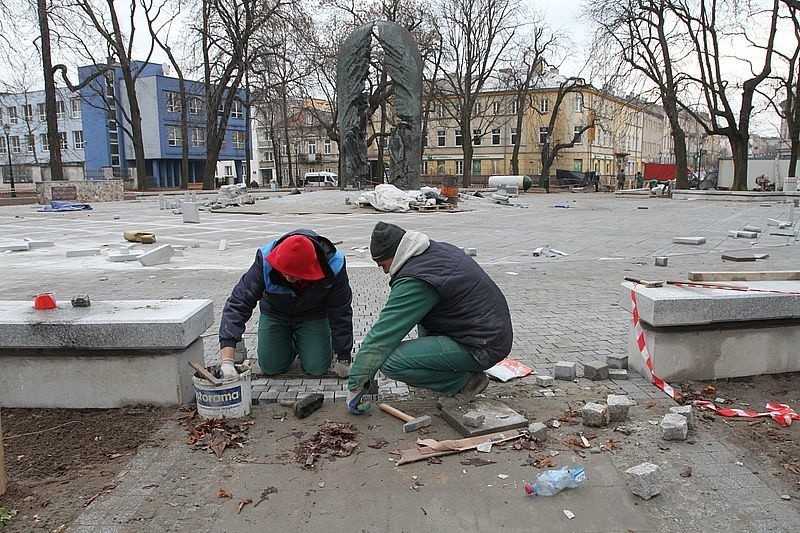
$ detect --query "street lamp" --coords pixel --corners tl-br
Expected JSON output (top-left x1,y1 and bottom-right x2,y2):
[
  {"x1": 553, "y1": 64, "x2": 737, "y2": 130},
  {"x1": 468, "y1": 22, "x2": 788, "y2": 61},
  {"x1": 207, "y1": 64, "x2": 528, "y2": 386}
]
[
  {"x1": 698, "y1": 141, "x2": 704, "y2": 173},
  {"x1": 3, "y1": 124, "x2": 15, "y2": 198}
]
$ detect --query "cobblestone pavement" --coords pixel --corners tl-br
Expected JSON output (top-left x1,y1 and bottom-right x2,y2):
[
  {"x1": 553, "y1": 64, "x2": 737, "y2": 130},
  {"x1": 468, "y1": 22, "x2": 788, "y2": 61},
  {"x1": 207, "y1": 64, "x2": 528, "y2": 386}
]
[{"x1": 2, "y1": 190, "x2": 799, "y2": 531}]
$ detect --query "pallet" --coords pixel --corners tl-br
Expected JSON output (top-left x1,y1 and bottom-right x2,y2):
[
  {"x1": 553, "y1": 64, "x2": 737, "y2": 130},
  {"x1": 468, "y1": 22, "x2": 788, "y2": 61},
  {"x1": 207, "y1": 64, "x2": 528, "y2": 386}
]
[{"x1": 410, "y1": 203, "x2": 455, "y2": 211}]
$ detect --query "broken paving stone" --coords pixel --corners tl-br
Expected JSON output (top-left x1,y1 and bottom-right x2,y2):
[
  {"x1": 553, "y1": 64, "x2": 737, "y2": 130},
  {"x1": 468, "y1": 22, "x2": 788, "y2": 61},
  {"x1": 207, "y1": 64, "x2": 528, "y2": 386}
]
[
  {"x1": 606, "y1": 354, "x2": 628, "y2": 369},
  {"x1": 669, "y1": 405, "x2": 696, "y2": 430},
  {"x1": 583, "y1": 361, "x2": 609, "y2": 381},
  {"x1": 554, "y1": 362, "x2": 577, "y2": 381},
  {"x1": 582, "y1": 403, "x2": 609, "y2": 427},
  {"x1": 655, "y1": 256, "x2": 668, "y2": 267},
  {"x1": 463, "y1": 412, "x2": 485, "y2": 428},
  {"x1": 609, "y1": 369, "x2": 628, "y2": 380},
  {"x1": 660, "y1": 413, "x2": 688, "y2": 441},
  {"x1": 535, "y1": 375, "x2": 554, "y2": 387},
  {"x1": 527, "y1": 422, "x2": 548, "y2": 441},
  {"x1": 626, "y1": 462, "x2": 662, "y2": 500}
]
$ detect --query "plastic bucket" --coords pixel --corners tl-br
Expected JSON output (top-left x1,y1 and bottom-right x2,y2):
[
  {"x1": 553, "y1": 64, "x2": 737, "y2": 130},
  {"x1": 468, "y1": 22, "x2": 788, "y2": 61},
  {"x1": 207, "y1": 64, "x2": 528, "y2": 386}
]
[{"x1": 192, "y1": 365, "x2": 251, "y2": 419}]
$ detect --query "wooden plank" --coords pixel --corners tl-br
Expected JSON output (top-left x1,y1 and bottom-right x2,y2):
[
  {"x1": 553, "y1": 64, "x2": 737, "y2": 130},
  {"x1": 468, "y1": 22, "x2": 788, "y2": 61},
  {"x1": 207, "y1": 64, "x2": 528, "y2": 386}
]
[
  {"x1": 0, "y1": 408, "x2": 6, "y2": 495},
  {"x1": 688, "y1": 271, "x2": 800, "y2": 282}
]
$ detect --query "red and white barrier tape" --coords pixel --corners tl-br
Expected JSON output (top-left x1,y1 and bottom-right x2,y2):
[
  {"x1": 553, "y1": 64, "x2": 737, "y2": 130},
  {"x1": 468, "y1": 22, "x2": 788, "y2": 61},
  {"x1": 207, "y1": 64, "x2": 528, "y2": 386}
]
[
  {"x1": 694, "y1": 401, "x2": 799, "y2": 427},
  {"x1": 629, "y1": 288, "x2": 681, "y2": 401}
]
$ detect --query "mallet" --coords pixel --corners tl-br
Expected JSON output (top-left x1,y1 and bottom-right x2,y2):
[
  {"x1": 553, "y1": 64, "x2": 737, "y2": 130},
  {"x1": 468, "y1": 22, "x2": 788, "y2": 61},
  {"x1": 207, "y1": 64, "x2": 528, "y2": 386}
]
[{"x1": 378, "y1": 403, "x2": 432, "y2": 433}]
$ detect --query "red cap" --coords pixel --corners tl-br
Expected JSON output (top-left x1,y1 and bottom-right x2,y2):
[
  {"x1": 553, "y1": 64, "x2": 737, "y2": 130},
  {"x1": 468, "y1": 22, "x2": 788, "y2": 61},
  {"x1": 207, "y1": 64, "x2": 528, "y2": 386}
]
[{"x1": 266, "y1": 235, "x2": 325, "y2": 281}]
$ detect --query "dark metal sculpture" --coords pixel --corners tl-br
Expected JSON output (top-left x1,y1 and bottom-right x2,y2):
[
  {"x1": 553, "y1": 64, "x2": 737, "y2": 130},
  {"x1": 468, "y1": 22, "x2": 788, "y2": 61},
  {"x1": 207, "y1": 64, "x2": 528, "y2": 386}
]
[{"x1": 336, "y1": 21, "x2": 422, "y2": 190}]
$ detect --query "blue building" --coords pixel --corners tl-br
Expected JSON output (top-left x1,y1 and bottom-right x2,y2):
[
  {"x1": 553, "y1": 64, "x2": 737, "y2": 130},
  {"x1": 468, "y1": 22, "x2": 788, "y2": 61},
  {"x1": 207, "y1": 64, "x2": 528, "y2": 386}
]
[{"x1": 78, "y1": 61, "x2": 248, "y2": 188}]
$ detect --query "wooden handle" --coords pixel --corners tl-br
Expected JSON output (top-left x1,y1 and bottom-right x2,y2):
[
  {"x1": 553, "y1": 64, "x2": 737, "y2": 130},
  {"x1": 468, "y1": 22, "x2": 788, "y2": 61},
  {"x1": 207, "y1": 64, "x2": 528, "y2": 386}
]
[
  {"x1": 379, "y1": 403, "x2": 413, "y2": 422},
  {"x1": 189, "y1": 361, "x2": 222, "y2": 385}
]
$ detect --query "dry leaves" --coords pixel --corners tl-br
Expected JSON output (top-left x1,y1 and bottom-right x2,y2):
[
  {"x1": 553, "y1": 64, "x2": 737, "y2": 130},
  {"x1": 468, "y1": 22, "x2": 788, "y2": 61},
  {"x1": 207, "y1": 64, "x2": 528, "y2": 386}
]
[
  {"x1": 177, "y1": 408, "x2": 253, "y2": 458},
  {"x1": 237, "y1": 498, "x2": 252, "y2": 514},
  {"x1": 368, "y1": 438, "x2": 390, "y2": 449},
  {"x1": 218, "y1": 488, "x2": 232, "y2": 499},
  {"x1": 294, "y1": 420, "x2": 359, "y2": 469},
  {"x1": 524, "y1": 454, "x2": 555, "y2": 469},
  {"x1": 782, "y1": 463, "x2": 800, "y2": 476}
]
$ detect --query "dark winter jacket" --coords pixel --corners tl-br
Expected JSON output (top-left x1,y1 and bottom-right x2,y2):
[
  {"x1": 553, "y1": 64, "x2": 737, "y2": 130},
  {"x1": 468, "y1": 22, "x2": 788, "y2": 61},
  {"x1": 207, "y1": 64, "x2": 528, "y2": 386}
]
[
  {"x1": 392, "y1": 240, "x2": 513, "y2": 366},
  {"x1": 219, "y1": 229, "x2": 353, "y2": 357}
]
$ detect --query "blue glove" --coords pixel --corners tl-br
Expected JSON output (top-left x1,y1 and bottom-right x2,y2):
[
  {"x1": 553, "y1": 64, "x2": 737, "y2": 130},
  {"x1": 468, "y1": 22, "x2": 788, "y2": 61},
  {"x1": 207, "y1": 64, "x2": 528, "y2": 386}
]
[{"x1": 346, "y1": 389, "x2": 370, "y2": 415}]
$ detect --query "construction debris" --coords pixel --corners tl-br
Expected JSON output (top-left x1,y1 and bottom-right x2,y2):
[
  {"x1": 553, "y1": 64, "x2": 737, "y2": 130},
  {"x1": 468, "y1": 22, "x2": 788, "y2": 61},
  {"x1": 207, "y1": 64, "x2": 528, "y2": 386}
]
[
  {"x1": 177, "y1": 408, "x2": 252, "y2": 458},
  {"x1": 294, "y1": 421, "x2": 359, "y2": 469}
]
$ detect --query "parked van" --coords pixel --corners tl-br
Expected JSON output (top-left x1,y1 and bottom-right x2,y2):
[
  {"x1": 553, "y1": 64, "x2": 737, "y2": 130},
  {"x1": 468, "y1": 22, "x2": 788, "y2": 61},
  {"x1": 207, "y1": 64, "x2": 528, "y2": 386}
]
[{"x1": 302, "y1": 171, "x2": 338, "y2": 187}]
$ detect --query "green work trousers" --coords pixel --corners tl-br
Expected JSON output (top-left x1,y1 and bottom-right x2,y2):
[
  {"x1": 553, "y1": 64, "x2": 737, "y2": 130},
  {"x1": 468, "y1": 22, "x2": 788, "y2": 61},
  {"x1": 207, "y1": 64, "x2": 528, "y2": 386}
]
[
  {"x1": 257, "y1": 314, "x2": 332, "y2": 376},
  {"x1": 380, "y1": 335, "x2": 486, "y2": 396}
]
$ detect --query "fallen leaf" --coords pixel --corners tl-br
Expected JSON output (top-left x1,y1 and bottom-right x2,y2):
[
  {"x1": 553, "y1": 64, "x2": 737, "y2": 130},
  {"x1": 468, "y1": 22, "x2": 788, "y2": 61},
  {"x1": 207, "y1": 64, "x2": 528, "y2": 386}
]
[
  {"x1": 426, "y1": 457, "x2": 442, "y2": 464},
  {"x1": 237, "y1": 498, "x2": 253, "y2": 514},
  {"x1": 218, "y1": 488, "x2": 232, "y2": 498},
  {"x1": 702, "y1": 385, "x2": 718, "y2": 395},
  {"x1": 368, "y1": 439, "x2": 389, "y2": 449},
  {"x1": 782, "y1": 463, "x2": 800, "y2": 476}
]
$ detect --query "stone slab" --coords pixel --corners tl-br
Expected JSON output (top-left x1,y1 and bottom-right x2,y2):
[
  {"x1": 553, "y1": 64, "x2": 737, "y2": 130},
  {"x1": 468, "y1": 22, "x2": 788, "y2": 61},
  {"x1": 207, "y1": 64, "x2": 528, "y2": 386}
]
[
  {"x1": 721, "y1": 251, "x2": 758, "y2": 262},
  {"x1": 109, "y1": 251, "x2": 143, "y2": 262},
  {"x1": 0, "y1": 299, "x2": 213, "y2": 349},
  {"x1": 66, "y1": 248, "x2": 103, "y2": 258},
  {"x1": 0, "y1": 242, "x2": 30, "y2": 252},
  {"x1": 440, "y1": 399, "x2": 528, "y2": 437},
  {"x1": 0, "y1": 337, "x2": 203, "y2": 408},
  {"x1": 183, "y1": 202, "x2": 200, "y2": 223},
  {"x1": 769, "y1": 229, "x2": 797, "y2": 237},
  {"x1": 619, "y1": 281, "x2": 800, "y2": 327},
  {"x1": 23, "y1": 239, "x2": 55, "y2": 248},
  {"x1": 627, "y1": 319, "x2": 800, "y2": 381},
  {"x1": 672, "y1": 236, "x2": 706, "y2": 245},
  {"x1": 138, "y1": 244, "x2": 175, "y2": 266}
]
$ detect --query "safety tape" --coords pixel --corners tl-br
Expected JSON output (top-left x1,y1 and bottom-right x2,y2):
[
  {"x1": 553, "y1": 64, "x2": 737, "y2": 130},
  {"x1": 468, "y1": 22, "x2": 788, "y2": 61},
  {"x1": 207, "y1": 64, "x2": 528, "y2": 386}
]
[
  {"x1": 694, "y1": 401, "x2": 799, "y2": 427},
  {"x1": 630, "y1": 287, "x2": 682, "y2": 401},
  {"x1": 667, "y1": 281, "x2": 800, "y2": 295},
  {"x1": 631, "y1": 284, "x2": 799, "y2": 426}
]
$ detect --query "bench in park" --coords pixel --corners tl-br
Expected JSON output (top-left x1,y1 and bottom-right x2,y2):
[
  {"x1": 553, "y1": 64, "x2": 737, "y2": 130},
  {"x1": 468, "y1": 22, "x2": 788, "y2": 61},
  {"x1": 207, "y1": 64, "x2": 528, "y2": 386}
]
[
  {"x1": 0, "y1": 299, "x2": 213, "y2": 408},
  {"x1": 619, "y1": 278, "x2": 800, "y2": 381}
]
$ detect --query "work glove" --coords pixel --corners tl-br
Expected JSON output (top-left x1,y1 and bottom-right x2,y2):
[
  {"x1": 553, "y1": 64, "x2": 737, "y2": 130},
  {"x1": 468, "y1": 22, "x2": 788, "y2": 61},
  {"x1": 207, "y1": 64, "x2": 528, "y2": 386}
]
[
  {"x1": 333, "y1": 352, "x2": 352, "y2": 379},
  {"x1": 346, "y1": 389, "x2": 370, "y2": 415},
  {"x1": 220, "y1": 360, "x2": 238, "y2": 380}
]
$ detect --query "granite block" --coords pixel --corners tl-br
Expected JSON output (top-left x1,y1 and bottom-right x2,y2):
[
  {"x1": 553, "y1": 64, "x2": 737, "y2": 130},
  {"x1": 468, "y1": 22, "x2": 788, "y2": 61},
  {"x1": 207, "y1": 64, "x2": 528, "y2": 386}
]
[{"x1": 626, "y1": 462, "x2": 661, "y2": 500}]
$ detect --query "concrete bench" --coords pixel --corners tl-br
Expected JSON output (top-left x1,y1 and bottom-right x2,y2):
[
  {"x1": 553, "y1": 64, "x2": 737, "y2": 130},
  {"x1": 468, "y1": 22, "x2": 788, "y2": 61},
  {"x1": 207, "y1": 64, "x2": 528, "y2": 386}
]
[
  {"x1": 0, "y1": 299, "x2": 213, "y2": 408},
  {"x1": 620, "y1": 281, "x2": 800, "y2": 381}
]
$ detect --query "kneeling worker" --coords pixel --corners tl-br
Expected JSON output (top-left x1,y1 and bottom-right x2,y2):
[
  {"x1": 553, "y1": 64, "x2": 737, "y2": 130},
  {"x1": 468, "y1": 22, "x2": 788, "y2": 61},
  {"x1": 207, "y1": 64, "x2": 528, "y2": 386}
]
[
  {"x1": 219, "y1": 229, "x2": 353, "y2": 379},
  {"x1": 347, "y1": 222, "x2": 513, "y2": 414}
]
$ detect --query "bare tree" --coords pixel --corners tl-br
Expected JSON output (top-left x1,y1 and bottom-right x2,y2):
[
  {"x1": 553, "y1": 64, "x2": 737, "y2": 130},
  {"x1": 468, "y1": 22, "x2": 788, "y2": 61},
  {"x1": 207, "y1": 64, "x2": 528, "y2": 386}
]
[
  {"x1": 435, "y1": 0, "x2": 519, "y2": 187},
  {"x1": 586, "y1": 0, "x2": 694, "y2": 189},
  {"x1": 770, "y1": 0, "x2": 800, "y2": 176}
]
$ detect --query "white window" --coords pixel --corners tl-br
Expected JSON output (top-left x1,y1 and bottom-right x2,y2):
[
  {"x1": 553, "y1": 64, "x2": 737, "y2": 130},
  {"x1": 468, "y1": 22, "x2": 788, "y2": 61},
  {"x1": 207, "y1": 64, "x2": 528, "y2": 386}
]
[
  {"x1": 509, "y1": 100, "x2": 518, "y2": 114},
  {"x1": 56, "y1": 100, "x2": 66, "y2": 119},
  {"x1": 191, "y1": 127, "x2": 205, "y2": 147},
  {"x1": 305, "y1": 113, "x2": 313, "y2": 126},
  {"x1": 59, "y1": 131, "x2": 67, "y2": 149},
  {"x1": 7, "y1": 107, "x2": 18, "y2": 124},
  {"x1": 437, "y1": 130, "x2": 446, "y2": 147},
  {"x1": 473, "y1": 129, "x2": 481, "y2": 146},
  {"x1": 71, "y1": 98, "x2": 82, "y2": 118},
  {"x1": 455, "y1": 160, "x2": 463, "y2": 175},
  {"x1": 324, "y1": 138, "x2": 331, "y2": 154},
  {"x1": 573, "y1": 94, "x2": 583, "y2": 112},
  {"x1": 189, "y1": 96, "x2": 202, "y2": 115},
  {"x1": 573, "y1": 126, "x2": 582, "y2": 144},
  {"x1": 40, "y1": 133, "x2": 49, "y2": 151},
  {"x1": 308, "y1": 139, "x2": 316, "y2": 154},
  {"x1": 540, "y1": 99, "x2": 549, "y2": 114},
  {"x1": 73, "y1": 130, "x2": 85, "y2": 149},
  {"x1": 511, "y1": 127, "x2": 518, "y2": 145},
  {"x1": 231, "y1": 100, "x2": 244, "y2": 119},
  {"x1": 0, "y1": 136, "x2": 6, "y2": 154},
  {"x1": 38, "y1": 103, "x2": 46, "y2": 121},
  {"x1": 492, "y1": 129, "x2": 500, "y2": 145},
  {"x1": 492, "y1": 101, "x2": 500, "y2": 114},
  {"x1": 168, "y1": 126, "x2": 182, "y2": 146},
  {"x1": 232, "y1": 131, "x2": 245, "y2": 149},
  {"x1": 224, "y1": 165, "x2": 233, "y2": 177},
  {"x1": 281, "y1": 143, "x2": 288, "y2": 155},
  {"x1": 0, "y1": 108, "x2": 3, "y2": 123},
  {"x1": 436, "y1": 104, "x2": 444, "y2": 118},
  {"x1": 166, "y1": 92, "x2": 181, "y2": 113},
  {"x1": 11, "y1": 136, "x2": 20, "y2": 153},
  {"x1": 26, "y1": 134, "x2": 34, "y2": 153},
  {"x1": 474, "y1": 102, "x2": 482, "y2": 116},
  {"x1": 264, "y1": 150, "x2": 274, "y2": 162},
  {"x1": 24, "y1": 104, "x2": 33, "y2": 121},
  {"x1": 539, "y1": 127, "x2": 549, "y2": 144},
  {"x1": 455, "y1": 131, "x2": 463, "y2": 146}
]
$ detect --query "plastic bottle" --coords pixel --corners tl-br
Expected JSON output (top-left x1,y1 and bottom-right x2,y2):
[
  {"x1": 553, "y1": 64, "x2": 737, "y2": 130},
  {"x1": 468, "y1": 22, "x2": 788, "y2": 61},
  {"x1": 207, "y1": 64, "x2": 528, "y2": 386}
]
[{"x1": 524, "y1": 467, "x2": 586, "y2": 496}]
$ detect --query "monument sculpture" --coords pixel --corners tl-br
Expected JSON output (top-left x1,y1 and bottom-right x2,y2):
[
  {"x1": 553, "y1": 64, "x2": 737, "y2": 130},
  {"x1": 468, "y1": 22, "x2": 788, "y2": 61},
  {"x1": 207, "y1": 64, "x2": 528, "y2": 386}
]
[{"x1": 336, "y1": 21, "x2": 423, "y2": 189}]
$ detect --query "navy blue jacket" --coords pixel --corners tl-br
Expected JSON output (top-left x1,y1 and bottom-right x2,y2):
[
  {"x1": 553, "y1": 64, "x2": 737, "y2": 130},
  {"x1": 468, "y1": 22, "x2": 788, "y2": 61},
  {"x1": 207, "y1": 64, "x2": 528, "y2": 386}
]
[
  {"x1": 219, "y1": 229, "x2": 354, "y2": 357},
  {"x1": 392, "y1": 240, "x2": 513, "y2": 366}
]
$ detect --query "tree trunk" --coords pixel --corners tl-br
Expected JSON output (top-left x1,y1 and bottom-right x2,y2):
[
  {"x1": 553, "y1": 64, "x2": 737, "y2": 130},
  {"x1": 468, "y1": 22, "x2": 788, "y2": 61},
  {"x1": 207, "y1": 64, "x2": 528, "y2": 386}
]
[
  {"x1": 790, "y1": 139, "x2": 799, "y2": 178},
  {"x1": 729, "y1": 135, "x2": 750, "y2": 191},
  {"x1": 461, "y1": 124, "x2": 473, "y2": 188},
  {"x1": 180, "y1": 79, "x2": 189, "y2": 189},
  {"x1": 38, "y1": 0, "x2": 63, "y2": 181}
]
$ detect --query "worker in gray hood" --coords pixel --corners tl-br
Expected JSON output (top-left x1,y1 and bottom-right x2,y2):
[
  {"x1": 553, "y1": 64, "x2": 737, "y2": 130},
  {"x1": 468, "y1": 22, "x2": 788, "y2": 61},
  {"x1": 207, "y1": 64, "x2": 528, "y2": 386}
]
[{"x1": 347, "y1": 221, "x2": 513, "y2": 414}]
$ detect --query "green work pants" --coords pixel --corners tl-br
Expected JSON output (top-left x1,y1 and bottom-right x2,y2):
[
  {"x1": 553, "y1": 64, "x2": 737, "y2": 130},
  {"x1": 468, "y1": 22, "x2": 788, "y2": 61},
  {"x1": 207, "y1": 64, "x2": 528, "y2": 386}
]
[
  {"x1": 380, "y1": 335, "x2": 486, "y2": 396},
  {"x1": 257, "y1": 314, "x2": 332, "y2": 376}
]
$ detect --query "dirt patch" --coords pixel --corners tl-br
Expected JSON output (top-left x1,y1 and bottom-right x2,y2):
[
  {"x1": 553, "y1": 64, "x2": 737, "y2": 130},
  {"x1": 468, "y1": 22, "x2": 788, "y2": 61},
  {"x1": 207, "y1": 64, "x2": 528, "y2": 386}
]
[
  {"x1": 1, "y1": 406, "x2": 171, "y2": 532},
  {"x1": 682, "y1": 372, "x2": 800, "y2": 499}
]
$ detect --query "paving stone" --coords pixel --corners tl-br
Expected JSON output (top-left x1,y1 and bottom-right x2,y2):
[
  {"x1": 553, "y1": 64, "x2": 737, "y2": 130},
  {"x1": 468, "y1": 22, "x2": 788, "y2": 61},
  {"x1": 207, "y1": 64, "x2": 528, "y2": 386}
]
[
  {"x1": 277, "y1": 391, "x2": 297, "y2": 405},
  {"x1": 582, "y1": 402, "x2": 609, "y2": 427},
  {"x1": 672, "y1": 236, "x2": 706, "y2": 245},
  {"x1": 108, "y1": 251, "x2": 143, "y2": 262},
  {"x1": 535, "y1": 375, "x2": 554, "y2": 387},
  {"x1": 66, "y1": 248, "x2": 103, "y2": 257},
  {"x1": 607, "y1": 394, "x2": 631, "y2": 422},
  {"x1": 259, "y1": 391, "x2": 278, "y2": 403},
  {"x1": 669, "y1": 405, "x2": 696, "y2": 430},
  {"x1": 742, "y1": 225, "x2": 762, "y2": 233},
  {"x1": 527, "y1": 421, "x2": 548, "y2": 441},
  {"x1": 554, "y1": 361, "x2": 577, "y2": 380},
  {"x1": 182, "y1": 202, "x2": 200, "y2": 223},
  {"x1": 583, "y1": 360, "x2": 609, "y2": 380},
  {"x1": 625, "y1": 462, "x2": 662, "y2": 500},
  {"x1": 463, "y1": 411, "x2": 485, "y2": 428},
  {"x1": 24, "y1": 239, "x2": 55, "y2": 248},
  {"x1": 609, "y1": 369, "x2": 629, "y2": 380},
  {"x1": 138, "y1": 244, "x2": 175, "y2": 266},
  {"x1": 735, "y1": 230, "x2": 758, "y2": 239},
  {"x1": 0, "y1": 242, "x2": 30, "y2": 252},
  {"x1": 660, "y1": 413, "x2": 688, "y2": 440},
  {"x1": 654, "y1": 256, "x2": 668, "y2": 267}
]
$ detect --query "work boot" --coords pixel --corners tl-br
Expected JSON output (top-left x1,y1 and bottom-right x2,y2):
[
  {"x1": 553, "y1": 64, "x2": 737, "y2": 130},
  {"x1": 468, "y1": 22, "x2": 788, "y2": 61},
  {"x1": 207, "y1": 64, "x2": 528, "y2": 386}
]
[{"x1": 437, "y1": 372, "x2": 489, "y2": 409}]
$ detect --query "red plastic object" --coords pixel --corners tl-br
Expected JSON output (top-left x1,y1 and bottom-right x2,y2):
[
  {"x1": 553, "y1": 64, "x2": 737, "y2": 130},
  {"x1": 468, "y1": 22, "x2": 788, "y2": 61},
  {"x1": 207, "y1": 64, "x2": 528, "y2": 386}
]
[{"x1": 33, "y1": 293, "x2": 57, "y2": 310}]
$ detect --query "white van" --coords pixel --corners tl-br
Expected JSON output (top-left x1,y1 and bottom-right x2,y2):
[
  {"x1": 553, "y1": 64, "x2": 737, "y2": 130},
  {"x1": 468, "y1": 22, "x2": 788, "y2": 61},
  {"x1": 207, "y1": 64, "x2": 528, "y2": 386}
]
[{"x1": 303, "y1": 171, "x2": 338, "y2": 187}]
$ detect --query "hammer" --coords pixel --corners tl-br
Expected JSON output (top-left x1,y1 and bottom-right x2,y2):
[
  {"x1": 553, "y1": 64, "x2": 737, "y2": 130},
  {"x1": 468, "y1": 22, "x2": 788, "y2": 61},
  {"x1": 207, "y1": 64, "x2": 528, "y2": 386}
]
[{"x1": 378, "y1": 403, "x2": 432, "y2": 433}]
